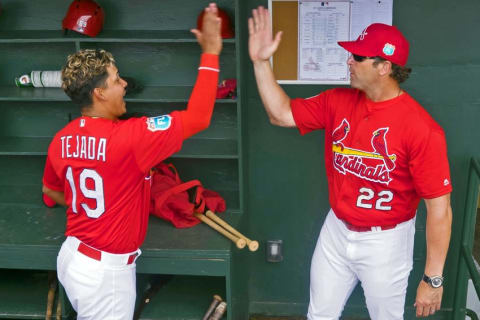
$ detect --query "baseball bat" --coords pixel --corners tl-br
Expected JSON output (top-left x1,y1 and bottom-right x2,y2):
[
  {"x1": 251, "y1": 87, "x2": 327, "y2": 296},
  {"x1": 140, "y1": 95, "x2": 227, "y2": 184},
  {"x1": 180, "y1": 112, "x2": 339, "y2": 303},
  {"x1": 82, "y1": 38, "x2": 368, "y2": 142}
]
[
  {"x1": 55, "y1": 297, "x2": 61, "y2": 320},
  {"x1": 208, "y1": 301, "x2": 227, "y2": 320},
  {"x1": 202, "y1": 295, "x2": 222, "y2": 320},
  {"x1": 205, "y1": 210, "x2": 259, "y2": 252},
  {"x1": 46, "y1": 271, "x2": 57, "y2": 320},
  {"x1": 194, "y1": 213, "x2": 246, "y2": 249}
]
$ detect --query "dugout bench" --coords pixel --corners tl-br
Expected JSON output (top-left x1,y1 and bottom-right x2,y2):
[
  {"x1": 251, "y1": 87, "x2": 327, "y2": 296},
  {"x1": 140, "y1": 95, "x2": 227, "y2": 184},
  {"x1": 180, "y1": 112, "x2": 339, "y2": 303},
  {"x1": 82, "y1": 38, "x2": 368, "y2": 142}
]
[{"x1": 0, "y1": 202, "x2": 245, "y2": 319}]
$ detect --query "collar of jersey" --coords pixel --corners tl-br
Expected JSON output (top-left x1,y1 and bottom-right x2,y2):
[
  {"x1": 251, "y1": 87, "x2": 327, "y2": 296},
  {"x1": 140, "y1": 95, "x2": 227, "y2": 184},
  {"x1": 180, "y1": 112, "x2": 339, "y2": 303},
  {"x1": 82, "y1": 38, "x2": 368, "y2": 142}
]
[
  {"x1": 363, "y1": 90, "x2": 408, "y2": 113},
  {"x1": 81, "y1": 115, "x2": 118, "y2": 122}
]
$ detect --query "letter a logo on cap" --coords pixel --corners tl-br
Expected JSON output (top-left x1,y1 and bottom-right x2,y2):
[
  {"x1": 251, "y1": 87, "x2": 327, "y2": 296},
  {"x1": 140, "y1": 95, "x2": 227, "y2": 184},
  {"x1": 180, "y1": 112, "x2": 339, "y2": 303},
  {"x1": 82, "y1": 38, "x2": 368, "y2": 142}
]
[
  {"x1": 359, "y1": 28, "x2": 368, "y2": 40},
  {"x1": 383, "y1": 43, "x2": 395, "y2": 56}
]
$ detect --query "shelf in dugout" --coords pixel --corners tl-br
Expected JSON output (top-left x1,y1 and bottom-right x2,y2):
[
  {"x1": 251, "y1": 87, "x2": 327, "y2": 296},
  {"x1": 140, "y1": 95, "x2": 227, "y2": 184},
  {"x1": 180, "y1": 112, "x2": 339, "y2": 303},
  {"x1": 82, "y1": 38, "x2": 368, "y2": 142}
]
[
  {"x1": 0, "y1": 30, "x2": 236, "y2": 44},
  {"x1": 0, "y1": 269, "x2": 67, "y2": 319},
  {"x1": 0, "y1": 136, "x2": 238, "y2": 158},
  {"x1": 134, "y1": 275, "x2": 226, "y2": 319},
  {"x1": 0, "y1": 270, "x2": 229, "y2": 320},
  {"x1": 0, "y1": 86, "x2": 237, "y2": 103}
]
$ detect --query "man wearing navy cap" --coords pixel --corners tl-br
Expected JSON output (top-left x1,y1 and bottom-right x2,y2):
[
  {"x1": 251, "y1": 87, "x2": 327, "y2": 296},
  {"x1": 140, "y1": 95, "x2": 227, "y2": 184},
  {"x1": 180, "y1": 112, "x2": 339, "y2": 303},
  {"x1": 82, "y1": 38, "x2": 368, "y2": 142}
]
[{"x1": 248, "y1": 6, "x2": 452, "y2": 319}]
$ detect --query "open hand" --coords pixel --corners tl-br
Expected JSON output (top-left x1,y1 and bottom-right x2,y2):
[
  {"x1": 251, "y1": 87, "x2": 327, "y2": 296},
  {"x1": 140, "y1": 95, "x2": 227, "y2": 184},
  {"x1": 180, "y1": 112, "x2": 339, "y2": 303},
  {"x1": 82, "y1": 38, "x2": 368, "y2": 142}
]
[{"x1": 248, "y1": 6, "x2": 282, "y2": 63}]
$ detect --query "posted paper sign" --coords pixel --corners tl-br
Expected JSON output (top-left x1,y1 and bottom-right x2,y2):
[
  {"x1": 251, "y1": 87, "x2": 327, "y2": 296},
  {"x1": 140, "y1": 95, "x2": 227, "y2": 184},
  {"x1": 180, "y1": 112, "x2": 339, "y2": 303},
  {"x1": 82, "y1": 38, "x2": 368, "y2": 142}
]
[{"x1": 297, "y1": 0, "x2": 393, "y2": 83}]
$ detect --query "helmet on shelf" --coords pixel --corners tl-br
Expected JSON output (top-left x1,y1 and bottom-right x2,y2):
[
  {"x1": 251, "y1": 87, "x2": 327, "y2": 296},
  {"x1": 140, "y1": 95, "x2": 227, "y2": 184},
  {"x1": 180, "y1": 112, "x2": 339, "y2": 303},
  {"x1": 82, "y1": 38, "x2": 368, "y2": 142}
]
[
  {"x1": 197, "y1": 7, "x2": 234, "y2": 39},
  {"x1": 62, "y1": 0, "x2": 104, "y2": 37}
]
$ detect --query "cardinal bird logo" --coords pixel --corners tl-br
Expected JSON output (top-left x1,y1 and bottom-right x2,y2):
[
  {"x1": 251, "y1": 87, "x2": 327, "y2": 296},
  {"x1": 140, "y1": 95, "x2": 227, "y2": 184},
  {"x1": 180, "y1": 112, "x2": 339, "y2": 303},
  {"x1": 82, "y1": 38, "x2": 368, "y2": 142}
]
[
  {"x1": 332, "y1": 122, "x2": 397, "y2": 185},
  {"x1": 371, "y1": 128, "x2": 396, "y2": 171},
  {"x1": 331, "y1": 119, "x2": 350, "y2": 150}
]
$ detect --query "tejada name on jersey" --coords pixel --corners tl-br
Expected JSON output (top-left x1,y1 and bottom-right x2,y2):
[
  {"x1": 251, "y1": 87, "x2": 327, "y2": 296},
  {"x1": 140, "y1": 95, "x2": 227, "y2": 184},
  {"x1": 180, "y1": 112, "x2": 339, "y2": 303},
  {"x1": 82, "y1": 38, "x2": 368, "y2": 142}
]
[{"x1": 60, "y1": 135, "x2": 107, "y2": 162}]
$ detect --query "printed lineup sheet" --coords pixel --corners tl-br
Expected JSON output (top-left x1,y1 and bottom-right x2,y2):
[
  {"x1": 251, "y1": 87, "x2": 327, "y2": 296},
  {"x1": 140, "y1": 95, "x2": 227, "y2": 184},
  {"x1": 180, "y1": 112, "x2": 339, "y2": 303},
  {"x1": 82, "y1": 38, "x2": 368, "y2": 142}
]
[
  {"x1": 297, "y1": 0, "x2": 393, "y2": 83},
  {"x1": 298, "y1": 0, "x2": 350, "y2": 82}
]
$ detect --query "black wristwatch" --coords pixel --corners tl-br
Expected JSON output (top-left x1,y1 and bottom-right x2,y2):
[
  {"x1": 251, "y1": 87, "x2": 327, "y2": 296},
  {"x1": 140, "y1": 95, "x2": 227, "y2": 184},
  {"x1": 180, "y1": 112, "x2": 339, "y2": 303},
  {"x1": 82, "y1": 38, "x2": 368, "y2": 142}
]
[{"x1": 423, "y1": 274, "x2": 444, "y2": 288}]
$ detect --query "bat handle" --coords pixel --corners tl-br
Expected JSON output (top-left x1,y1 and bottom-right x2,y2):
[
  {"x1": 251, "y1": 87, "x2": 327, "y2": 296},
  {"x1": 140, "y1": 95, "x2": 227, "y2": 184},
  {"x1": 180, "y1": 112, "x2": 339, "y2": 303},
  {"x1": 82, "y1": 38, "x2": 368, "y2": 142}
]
[
  {"x1": 194, "y1": 213, "x2": 246, "y2": 249},
  {"x1": 46, "y1": 271, "x2": 57, "y2": 320},
  {"x1": 55, "y1": 298, "x2": 62, "y2": 320},
  {"x1": 205, "y1": 211, "x2": 259, "y2": 252},
  {"x1": 208, "y1": 302, "x2": 227, "y2": 320},
  {"x1": 202, "y1": 295, "x2": 222, "y2": 320}
]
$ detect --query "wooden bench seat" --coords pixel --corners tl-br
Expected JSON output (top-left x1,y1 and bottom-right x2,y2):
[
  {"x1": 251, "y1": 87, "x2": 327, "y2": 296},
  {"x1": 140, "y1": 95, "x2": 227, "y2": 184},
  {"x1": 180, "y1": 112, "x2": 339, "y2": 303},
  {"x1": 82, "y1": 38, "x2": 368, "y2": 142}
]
[{"x1": 0, "y1": 203, "x2": 240, "y2": 319}]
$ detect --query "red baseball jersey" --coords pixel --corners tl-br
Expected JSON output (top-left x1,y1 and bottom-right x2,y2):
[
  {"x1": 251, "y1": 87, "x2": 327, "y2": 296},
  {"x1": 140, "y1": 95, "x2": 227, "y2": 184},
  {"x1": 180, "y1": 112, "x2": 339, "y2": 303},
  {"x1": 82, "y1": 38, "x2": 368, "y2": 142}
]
[
  {"x1": 43, "y1": 113, "x2": 183, "y2": 253},
  {"x1": 291, "y1": 88, "x2": 452, "y2": 227}
]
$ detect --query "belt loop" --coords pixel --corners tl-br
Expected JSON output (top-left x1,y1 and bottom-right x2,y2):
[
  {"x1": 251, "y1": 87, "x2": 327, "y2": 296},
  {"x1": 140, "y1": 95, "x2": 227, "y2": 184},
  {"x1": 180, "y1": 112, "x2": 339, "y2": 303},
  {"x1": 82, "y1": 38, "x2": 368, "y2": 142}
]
[
  {"x1": 128, "y1": 248, "x2": 142, "y2": 265},
  {"x1": 127, "y1": 253, "x2": 137, "y2": 265}
]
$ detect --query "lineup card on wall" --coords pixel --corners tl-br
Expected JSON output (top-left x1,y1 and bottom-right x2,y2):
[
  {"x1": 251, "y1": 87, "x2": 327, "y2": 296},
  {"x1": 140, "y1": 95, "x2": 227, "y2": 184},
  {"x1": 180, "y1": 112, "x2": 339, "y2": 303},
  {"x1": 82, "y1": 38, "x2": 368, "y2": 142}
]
[
  {"x1": 298, "y1": 0, "x2": 350, "y2": 82},
  {"x1": 270, "y1": 0, "x2": 393, "y2": 84}
]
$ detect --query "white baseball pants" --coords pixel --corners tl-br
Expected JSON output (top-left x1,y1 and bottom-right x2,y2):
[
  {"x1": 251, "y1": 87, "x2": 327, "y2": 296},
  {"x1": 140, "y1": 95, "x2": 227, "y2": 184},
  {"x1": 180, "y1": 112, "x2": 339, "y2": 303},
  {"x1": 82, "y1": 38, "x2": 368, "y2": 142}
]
[
  {"x1": 307, "y1": 209, "x2": 415, "y2": 320},
  {"x1": 57, "y1": 236, "x2": 141, "y2": 320}
]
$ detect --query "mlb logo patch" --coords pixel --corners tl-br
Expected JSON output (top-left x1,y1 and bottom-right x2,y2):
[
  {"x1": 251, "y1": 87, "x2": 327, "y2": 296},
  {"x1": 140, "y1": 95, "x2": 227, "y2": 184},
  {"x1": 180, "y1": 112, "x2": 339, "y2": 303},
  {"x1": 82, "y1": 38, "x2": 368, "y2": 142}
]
[
  {"x1": 146, "y1": 115, "x2": 172, "y2": 132},
  {"x1": 383, "y1": 43, "x2": 395, "y2": 56}
]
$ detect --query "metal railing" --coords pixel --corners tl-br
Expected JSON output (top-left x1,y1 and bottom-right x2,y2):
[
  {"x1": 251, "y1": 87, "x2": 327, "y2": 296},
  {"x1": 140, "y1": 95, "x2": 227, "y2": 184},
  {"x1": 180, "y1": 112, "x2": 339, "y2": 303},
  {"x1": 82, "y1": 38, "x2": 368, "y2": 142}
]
[{"x1": 453, "y1": 158, "x2": 480, "y2": 320}]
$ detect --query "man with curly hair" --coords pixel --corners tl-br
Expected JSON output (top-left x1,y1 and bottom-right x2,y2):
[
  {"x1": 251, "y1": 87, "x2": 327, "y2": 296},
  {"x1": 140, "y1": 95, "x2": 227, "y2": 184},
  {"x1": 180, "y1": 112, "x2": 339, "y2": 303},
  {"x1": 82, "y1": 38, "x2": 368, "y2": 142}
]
[{"x1": 41, "y1": 3, "x2": 222, "y2": 319}]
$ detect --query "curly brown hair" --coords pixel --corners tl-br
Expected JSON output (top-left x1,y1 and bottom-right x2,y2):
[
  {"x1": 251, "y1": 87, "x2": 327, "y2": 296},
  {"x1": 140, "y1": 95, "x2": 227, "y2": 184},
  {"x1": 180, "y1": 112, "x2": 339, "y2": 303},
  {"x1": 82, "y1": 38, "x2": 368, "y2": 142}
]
[
  {"x1": 62, "y1": 49, "x2": 115, "y2": 107},
  {"x1": 373, "y1": 57, "x2": 412, "y2": 84}
]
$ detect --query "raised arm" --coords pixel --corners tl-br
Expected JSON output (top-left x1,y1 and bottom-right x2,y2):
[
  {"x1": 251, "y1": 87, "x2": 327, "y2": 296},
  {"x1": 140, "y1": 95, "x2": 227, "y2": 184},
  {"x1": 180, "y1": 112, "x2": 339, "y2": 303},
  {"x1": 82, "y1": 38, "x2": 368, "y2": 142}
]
[
  {"x1": 180, "y1": 3, "x2": 222, "y2": 139},
  {"x1": 248, "y1": 6, "x2": 295, "y2": 127},
  {"x1": 415, "y1": 193, "x2": 452, "y2": 317}
]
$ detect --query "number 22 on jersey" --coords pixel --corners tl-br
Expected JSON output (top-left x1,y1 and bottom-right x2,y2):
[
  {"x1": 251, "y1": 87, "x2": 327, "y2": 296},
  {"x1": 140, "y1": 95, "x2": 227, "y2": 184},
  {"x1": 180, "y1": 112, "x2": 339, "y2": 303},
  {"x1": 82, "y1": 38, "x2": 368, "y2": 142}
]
[
  {"x1": 356, "y1": 187, "x2": 393, "y2": 211},
  {"x1": 66, "y1": 166, "x2": 105, "y2": 218}
]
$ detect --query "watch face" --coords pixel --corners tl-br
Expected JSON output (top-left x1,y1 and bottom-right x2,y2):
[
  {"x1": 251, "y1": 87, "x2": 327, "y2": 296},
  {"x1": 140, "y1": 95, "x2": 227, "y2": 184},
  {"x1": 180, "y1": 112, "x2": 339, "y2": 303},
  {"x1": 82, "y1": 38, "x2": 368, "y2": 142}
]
[{"x1": 431, "y1": 276, "x2": 443, "y2": 288}]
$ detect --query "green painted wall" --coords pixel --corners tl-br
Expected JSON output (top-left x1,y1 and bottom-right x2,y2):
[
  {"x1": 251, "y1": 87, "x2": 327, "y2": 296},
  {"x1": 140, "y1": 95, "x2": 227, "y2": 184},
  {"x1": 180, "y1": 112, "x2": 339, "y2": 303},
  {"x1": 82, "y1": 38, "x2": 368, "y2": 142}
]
[{"x1": 241, "y1": 0, "x2": 480, "y2": 317}]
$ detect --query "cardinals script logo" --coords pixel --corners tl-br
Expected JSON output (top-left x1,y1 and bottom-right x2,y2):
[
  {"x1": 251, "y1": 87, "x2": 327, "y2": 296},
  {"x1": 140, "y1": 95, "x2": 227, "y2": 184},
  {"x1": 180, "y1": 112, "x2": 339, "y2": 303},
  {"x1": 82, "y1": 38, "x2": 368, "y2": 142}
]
[{"x1": 332, "y1": 119, "x2": 396, "y2": 185}]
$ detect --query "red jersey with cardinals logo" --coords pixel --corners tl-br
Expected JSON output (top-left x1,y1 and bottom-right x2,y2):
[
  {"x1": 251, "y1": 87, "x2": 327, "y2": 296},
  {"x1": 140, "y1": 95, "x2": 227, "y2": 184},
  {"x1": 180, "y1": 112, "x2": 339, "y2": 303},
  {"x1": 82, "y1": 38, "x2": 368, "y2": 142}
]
[
  {"x1": 291, "y1": 88, "x2": 452, "y2": 227},
  {"x1": 43, "y1": 114, "x2": 183, "y2": 253}
]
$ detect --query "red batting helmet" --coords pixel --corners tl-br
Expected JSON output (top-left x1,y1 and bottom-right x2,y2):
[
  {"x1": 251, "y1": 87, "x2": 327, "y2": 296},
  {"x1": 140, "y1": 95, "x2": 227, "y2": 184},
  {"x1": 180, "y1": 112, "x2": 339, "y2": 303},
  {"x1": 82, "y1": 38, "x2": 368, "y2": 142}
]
[
  {"x1": 62, "y1": 0, "x2": 104, "y2": 37},
  {"x1": 197, "y1": 7, "x2": 234, "y2": 39}
]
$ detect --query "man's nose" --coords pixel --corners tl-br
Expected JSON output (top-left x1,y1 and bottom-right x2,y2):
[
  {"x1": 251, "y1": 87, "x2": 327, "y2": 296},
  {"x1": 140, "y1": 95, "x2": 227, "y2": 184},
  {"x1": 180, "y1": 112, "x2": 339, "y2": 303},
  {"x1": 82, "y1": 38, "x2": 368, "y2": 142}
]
[{"x1": 347, "y1": 55, "x2": 354, "y2": 65}]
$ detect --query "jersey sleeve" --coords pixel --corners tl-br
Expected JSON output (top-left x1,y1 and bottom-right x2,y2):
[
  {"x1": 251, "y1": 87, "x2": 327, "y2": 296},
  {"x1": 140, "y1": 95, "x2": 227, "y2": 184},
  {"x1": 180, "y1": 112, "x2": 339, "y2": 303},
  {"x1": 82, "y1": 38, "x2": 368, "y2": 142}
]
[
  {"x1": 42, "y1": 155, "x2": 63, "y2": 191},
  {"x1": 408, "y1": 126, "x2": 452, "y2": 199},
  {"x1": 180, "y1": 53, "x2": 220, "y2": 139},
  {"x1": 130, "y1": 111, "x2": 184, "y2": 172},
  {"x1": 290, "y1": 91, "x2": 329, "y2": 135}
]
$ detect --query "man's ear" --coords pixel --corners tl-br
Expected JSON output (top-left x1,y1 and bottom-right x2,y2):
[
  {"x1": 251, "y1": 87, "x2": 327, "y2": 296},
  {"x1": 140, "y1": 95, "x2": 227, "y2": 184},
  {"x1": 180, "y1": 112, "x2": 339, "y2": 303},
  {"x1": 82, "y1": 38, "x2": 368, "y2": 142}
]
[
  {"x1": 378, "y1": 60, "x2": 392, "y2": 77},
  {"x1": 92, "y1": 87, "x2": 105, "y2": 101}
]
